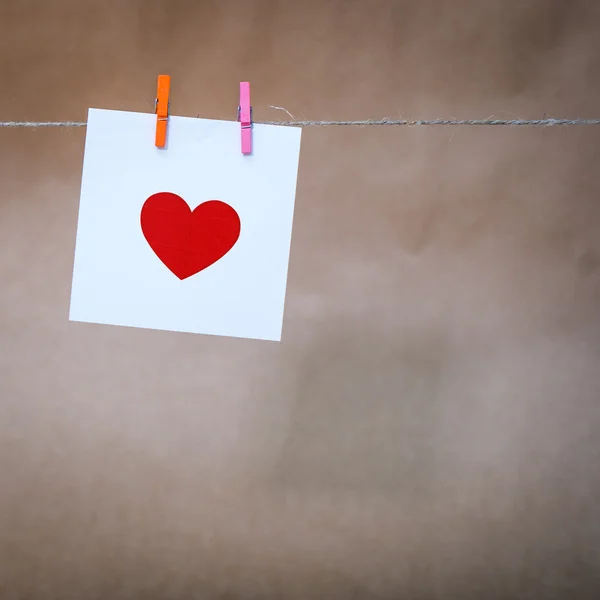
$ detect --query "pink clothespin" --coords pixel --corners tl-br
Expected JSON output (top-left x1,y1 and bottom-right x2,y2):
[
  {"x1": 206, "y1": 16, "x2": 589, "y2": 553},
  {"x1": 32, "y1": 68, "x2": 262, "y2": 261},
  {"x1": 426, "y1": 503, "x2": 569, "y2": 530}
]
[{"x1": 237, "y1": 81, "x2": 252, "y2": 155}]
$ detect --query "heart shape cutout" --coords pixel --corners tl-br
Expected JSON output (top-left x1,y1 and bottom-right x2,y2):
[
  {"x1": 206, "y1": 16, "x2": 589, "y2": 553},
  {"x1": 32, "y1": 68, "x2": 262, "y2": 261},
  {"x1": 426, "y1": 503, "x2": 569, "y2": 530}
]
[{"x1": 141, "y1": 192, "x2": 241, "y2": 280}]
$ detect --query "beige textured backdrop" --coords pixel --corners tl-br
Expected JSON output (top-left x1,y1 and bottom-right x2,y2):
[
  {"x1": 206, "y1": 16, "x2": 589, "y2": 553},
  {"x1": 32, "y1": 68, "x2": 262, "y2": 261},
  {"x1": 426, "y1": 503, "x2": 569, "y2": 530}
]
[{"x1": 1, "y1": 1, "x2": 600, "y2": 598}]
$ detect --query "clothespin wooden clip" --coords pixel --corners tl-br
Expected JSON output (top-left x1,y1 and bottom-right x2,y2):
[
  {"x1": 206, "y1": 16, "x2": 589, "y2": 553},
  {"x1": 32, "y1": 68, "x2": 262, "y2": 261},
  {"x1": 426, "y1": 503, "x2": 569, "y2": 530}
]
[
  {"x1": 237, "y1": 81, "x2": 252, "y2": 155},
  {"x1": 154, "y1": 74, "x2": 171, "y2": 148}
]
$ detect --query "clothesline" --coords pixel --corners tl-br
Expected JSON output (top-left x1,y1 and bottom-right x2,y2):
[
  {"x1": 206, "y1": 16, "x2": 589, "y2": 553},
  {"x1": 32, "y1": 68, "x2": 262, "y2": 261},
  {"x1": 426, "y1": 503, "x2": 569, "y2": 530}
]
[{"x1": 1, "y1": 118, "x2": 600, "y2": 128}]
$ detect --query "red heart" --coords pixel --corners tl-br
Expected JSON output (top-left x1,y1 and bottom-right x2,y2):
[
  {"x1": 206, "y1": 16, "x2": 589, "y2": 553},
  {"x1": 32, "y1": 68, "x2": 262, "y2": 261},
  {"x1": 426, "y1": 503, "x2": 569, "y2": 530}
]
[{"x1": 140, "y1": 192, "x2": 241, "y2": 280}]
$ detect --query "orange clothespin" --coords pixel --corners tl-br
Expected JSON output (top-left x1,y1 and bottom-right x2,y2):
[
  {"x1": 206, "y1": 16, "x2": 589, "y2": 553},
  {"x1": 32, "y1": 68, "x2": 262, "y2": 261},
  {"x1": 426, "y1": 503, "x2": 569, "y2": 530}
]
[{"x1": 154, "y1": 74, "x2": 170, "y2": 148}]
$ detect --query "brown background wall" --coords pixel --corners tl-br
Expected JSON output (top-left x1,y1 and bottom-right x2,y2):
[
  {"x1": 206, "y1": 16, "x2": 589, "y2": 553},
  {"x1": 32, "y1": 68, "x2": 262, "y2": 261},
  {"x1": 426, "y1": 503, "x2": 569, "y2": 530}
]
[{"x1": 1, "y1": 1, "x2": 600, "y2": 598}]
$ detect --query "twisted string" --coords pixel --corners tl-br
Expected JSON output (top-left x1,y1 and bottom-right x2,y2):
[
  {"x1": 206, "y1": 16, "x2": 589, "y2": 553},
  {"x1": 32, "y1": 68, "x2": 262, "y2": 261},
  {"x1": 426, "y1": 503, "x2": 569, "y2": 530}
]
[
  {"x1": 258, "y1": 117, "x2": 600, "y2": 127},
  {"x1": 1, "y1": 118, "x2": 600, "y2": 128}
]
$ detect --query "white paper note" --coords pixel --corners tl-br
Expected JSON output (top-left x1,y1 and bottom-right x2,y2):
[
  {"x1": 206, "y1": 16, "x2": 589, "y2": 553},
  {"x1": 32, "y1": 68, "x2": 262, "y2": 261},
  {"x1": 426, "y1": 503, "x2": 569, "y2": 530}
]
[{"x1": 69, "y1": 108, "x2": 302, "y2": 341}]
